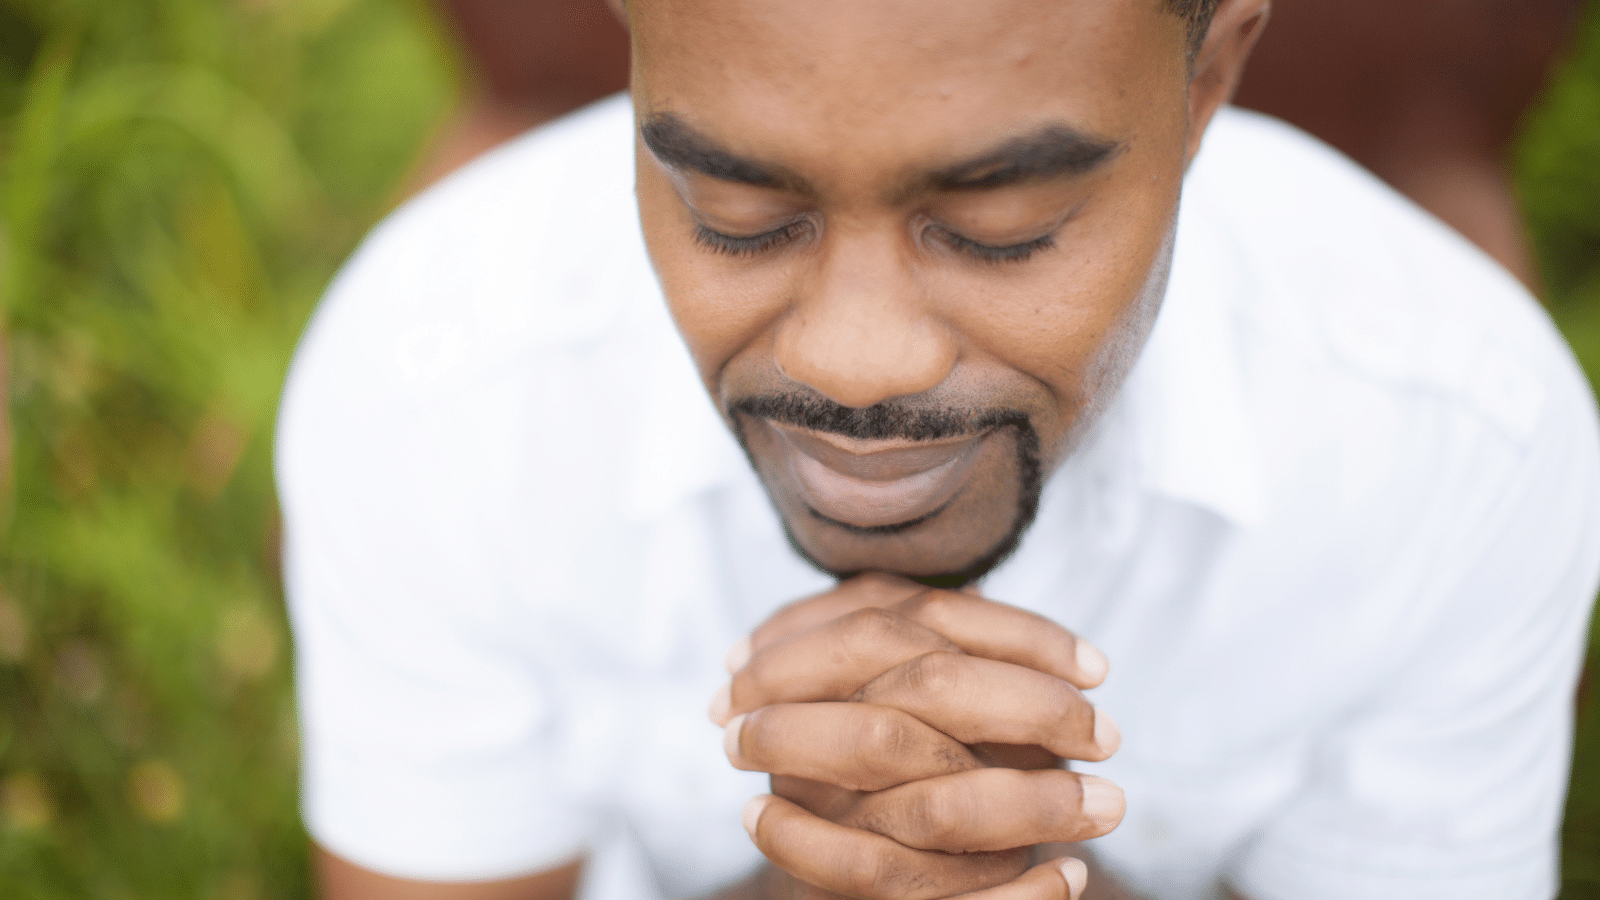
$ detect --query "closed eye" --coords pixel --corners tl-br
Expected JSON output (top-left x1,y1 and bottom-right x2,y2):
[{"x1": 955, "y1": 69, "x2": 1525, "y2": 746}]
[
  {"x1": 692, "y1": 217, "x2": 1057, "y2": 264},
  {"x1": 693, "y1": 220, "x2": 810, "y2": 257},
  {"x1": 937, "y1": 228, "x2": 1057, "y2": 265}
]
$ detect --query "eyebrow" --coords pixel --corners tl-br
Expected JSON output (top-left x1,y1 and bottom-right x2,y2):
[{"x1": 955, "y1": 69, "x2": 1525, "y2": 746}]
[
  {"x1": 929, "y1": 126, "x2": 1124, "y2": 191},
  {"x1": 639, "y1": 113, "x2": 1123, "y2": 195},
  {"x1": 640, "y1": 113, "x2": 797, "y2": 190}
]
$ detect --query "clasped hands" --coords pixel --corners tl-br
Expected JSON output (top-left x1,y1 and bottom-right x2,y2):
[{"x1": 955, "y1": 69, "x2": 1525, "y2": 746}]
[{"x1": 709, "y1": 574, "x2": 1124, "y2": 900}]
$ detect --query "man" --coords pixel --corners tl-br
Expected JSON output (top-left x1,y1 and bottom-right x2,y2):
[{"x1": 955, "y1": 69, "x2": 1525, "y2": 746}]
[
  {"x1": 277, "y1": 1, "x2": 1600, "y2": 899},
  {"x1": 412, "y1": 0, "x2": 1582, "y2": 290}
]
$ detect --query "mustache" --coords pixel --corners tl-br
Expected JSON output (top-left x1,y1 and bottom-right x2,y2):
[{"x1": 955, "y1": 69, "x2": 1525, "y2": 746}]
[{"x1": 729, "y1": 393, "x2": 1031, "y2": 443}]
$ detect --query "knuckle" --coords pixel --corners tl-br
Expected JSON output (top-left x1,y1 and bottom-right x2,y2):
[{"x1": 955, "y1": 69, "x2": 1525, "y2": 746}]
[
  {"x1": 906, "y1": 783, "x2": 967, "y2": 849},
  {"x1": 1029, "y1": 782, "x2": 1077, "y2": 835},
  {"x1": 1030, "y1": 771, "x2": 1114, "y2": 839},
  {"x1": 900, "y1": 650, "x2": 967, "y2": 696},
  {"x1": 736, "y1": 709, "x2": 772, "y2": 763},
  {"x1": 892, "y1": 587, "x2": 950, "y2": 624},
  {"x1": 739, "y1": 654, "x2": 775, "y2": 699},
  {"x1": 842, "y1": 845, "x2": 896, "y2": 898},
  {"x1": 873, "y1": 853, "x2": 945, "y2": 900},
  {"x1": 905, "y1": 587, "x2": 960, "y2": 618},
  {"x1": 840, "y1": 607, "x2": 908, "y2": 658},
  {"x1": 1044, "y1": 681, "x2": 1088, "y2": 729},
  {"x1": 857, "y1": 711, "x2": 919, "y2": 764}
]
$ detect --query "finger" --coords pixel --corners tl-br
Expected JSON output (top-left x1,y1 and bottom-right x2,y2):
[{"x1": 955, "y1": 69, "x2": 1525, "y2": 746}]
[
  {"x1": 770, "y1": 774, "x2": 862, "y2": 821},
  {"x1": 843, "y1": 768, "x2": 1124, "y2": 852},
  {"x1": 727, "y1": 703, "x2": 980, "y2": 791},
  {"x1": 717, "y1": 579, "x2": 1110, "y2": 723},
  {"x1": 717, "y1": 606, "x2": 961, "y2": 724},
  {"x1": 746, "y1": 573, "x2": 930, "y2": 656},
  {"x1": 745, "y1": 794, "x2": 1030, "y2": 900},
  {"x1": 854, "y1": 652, "x2": 1121, "y2": 762},
  {"x1": 947, "y1": 859, "x2": 1088, "y2": 900},
  {"x1": 892, "y1": 590, "x2": 1109, "y2": 690}
]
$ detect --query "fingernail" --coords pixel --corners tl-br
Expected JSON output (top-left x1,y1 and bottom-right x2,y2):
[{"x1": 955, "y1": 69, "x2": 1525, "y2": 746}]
[
  {"x1": 742, "y1": 794, "x2": 770, "y2": 839},
  {"x1": 724, "y1": 636, "x2": 752, "y2": 673},
  {"x1": 1078, "y1": 775, "x2": 1126, "y2": 830},
  {"x1": 1075, "y1": 640, "x2": 1109, "y2": 685},
  {"x1": 723, "y1": 713, "x2": 747, "y2": 764},
  {"x1": 708, "y1": 682, "x2": 731, "y2": 726},
  {"x1": 1092, "y1": 707, "x2": 1122, "y2": 756},
  {"x1": 1057, "y1": 857, "x2": 1088, "y2": 899}
]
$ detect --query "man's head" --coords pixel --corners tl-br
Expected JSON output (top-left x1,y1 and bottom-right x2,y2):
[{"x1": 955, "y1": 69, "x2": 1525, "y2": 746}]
[
  {"x1": 627, "y1": 0, "x2": 1268, "y2": 585},
  {"x1": 1171, "y1": 0, "x2": 1227, "y2": 60}
]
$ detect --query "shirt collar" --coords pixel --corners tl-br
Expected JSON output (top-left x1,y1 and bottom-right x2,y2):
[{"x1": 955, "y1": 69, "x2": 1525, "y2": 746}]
[
  {"x1": 624, "y1": 284, "x2": 754, "y2": 525},
  {"x1": 1116, "y1": 183, "x2": 1269, "y2": 528}
]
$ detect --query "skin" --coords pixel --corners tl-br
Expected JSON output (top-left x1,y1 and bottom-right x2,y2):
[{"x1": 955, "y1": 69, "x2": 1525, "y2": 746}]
[
  {"x1": 717, "y1": 574, "x2": 1118, "y2": 900},
  {"x1": 632, "y1": 0, "x2": 1195, "y2": 582},
  {"x1": 320, "y1": 0, "x2": 1270, "y2": 897},
  {"x1": 412, "y1": 0, "x2": 1579, "y2": 294}
]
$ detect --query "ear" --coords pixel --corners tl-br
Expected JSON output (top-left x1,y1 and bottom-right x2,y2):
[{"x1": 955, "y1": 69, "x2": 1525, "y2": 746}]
[{"x1": 1184, "y1": 0, "x2": 1270, "y2": 167}]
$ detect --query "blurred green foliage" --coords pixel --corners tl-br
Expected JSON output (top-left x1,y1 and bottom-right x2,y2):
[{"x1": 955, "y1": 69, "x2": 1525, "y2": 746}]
[
  {"x1": 0, "y1": 0, "x2": 452, "y2": 896},
  {"x1": 0, "y1": 0, "x2": 1596, "y2": 898},
  {"x1": 1523, "y1": 4, "x2": 1600, "y2": 378},
  {"x1": 1525, "y1": 8, "x2": 1600, "y2": 899}
]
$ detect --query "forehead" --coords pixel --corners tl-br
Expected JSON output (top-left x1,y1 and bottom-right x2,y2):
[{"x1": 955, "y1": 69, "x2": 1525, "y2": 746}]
[{"x1": 628, "y1": 0, "x2": 1188, "y2": 174}]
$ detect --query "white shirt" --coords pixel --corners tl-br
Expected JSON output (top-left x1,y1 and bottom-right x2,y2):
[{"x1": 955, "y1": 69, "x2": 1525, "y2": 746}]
[{"x1": 277, "y1": 95, "x2": 1600, "y2": 900}]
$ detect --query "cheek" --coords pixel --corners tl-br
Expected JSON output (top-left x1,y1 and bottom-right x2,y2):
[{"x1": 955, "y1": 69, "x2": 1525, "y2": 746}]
[
  {"x1": 940, "y1": 180, "x2": 1177, "y2": 397},
  {"x1": 635, "y1": 162, "x2": 791, "y2": 384}
]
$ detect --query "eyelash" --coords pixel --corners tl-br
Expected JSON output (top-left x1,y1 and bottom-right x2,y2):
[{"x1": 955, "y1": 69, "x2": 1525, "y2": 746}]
[
  {"x1": 935, "y1": 229, "x2": 1058, "y2": 265},
  {"x1": 692, "y1": 221, "x2": 811, "y2": 257},
  {"x1": 690, "y1": 219, "x2": 1058, "y2": 265}
]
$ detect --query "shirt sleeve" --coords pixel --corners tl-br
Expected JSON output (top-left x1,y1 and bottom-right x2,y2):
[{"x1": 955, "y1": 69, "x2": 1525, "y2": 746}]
[
  {"x1": 1229, "y1": 355, "x2": 1600, "y2": 900},
  {"x1": 277, "y1": 235, "x2": 592, "y2": 883}
]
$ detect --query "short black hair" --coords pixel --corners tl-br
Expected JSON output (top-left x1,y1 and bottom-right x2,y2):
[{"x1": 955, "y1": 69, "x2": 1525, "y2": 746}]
[{"x1": 1168, "y1": 0, "x2": 1223, "y2": 59}]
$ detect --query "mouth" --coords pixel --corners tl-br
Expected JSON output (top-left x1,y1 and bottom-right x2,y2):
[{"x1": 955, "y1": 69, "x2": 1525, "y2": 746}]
[{"x1": 764, "y1": 420, "x2": 991, "y2": 531}]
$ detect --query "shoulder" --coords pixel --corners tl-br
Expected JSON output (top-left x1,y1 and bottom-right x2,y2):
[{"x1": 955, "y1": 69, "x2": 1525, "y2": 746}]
[
  {"x1": 1180, "y1": 108, "x2": 1600, "y2": 629},
  {"x1": 1187, "y1": 109, "x2": 1597, "y2": 484},
  {"x1": 1191, "y1": 108, "x2": 1579, "y2": 446},
  {"x1": 276, "y1": 94, "x2": 680, "y2": 558},
  {"x1": 282, "y1": 92, "x2": 643, "y2": 406}
]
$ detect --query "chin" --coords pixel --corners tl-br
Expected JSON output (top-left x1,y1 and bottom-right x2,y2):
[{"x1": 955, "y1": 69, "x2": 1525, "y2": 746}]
[
  {"x1": 781, "y1": 522, "x2": 1033, "y2": 590},
  {"x1": 769, "y1": 429, "x2": 1044, "y2": 588}
]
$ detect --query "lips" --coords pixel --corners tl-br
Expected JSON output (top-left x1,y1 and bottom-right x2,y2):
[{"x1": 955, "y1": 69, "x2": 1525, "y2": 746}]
[{"x1": 765, "y1": 420, "x2": 989, "y2": 529}]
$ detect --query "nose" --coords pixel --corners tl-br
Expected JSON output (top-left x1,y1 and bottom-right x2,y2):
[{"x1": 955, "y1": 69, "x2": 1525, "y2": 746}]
[{"x1": 773, "y1": 228, "x2": 958, "y2": 409}]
